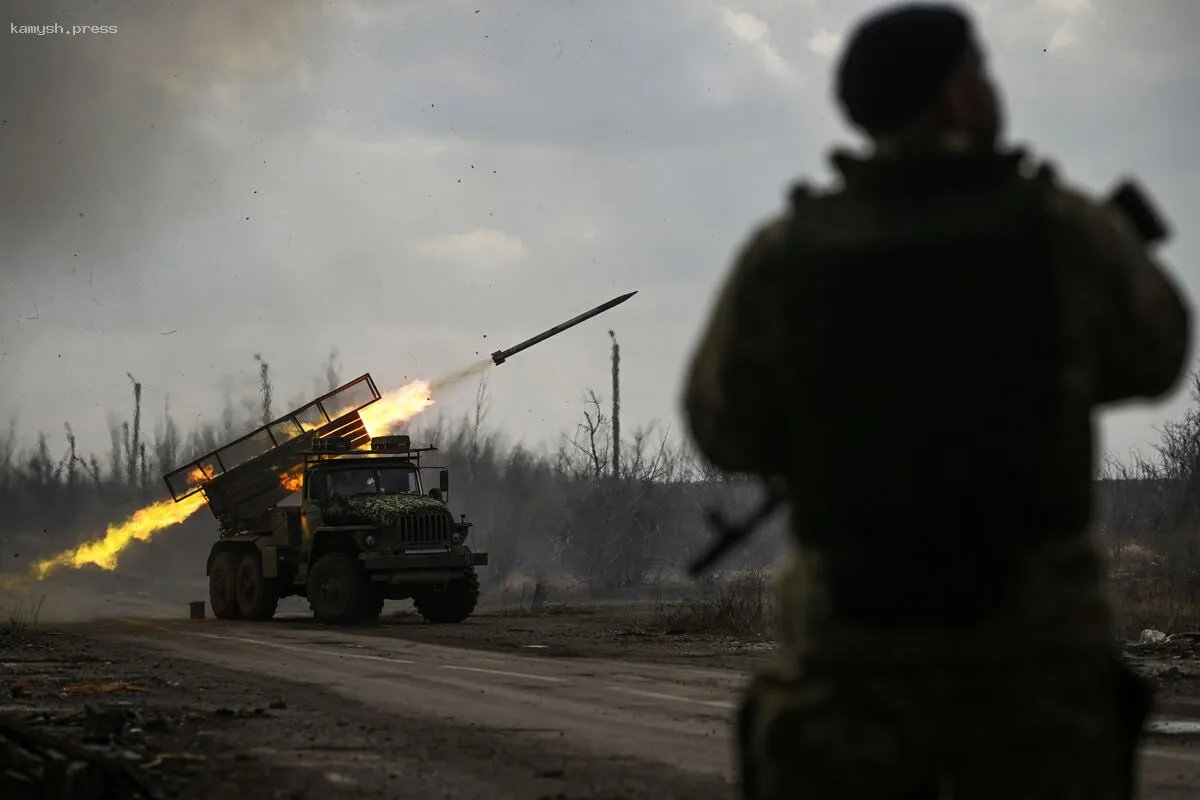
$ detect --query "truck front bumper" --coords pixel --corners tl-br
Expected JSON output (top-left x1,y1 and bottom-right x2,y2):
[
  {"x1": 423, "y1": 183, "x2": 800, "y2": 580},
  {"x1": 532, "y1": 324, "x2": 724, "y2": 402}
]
[{"x1": 360, "y1": 551, "x2": 489, "y2": 571}]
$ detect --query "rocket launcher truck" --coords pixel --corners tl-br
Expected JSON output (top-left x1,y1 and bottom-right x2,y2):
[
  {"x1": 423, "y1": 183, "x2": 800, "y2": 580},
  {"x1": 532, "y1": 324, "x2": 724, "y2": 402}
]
[{"x1": 163, "y1": 374, "x2": 487, "y2": 625}]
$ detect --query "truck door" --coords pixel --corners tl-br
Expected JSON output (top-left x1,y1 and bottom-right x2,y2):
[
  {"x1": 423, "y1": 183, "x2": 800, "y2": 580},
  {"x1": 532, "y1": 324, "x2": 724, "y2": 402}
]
[{"x1": 302, "y1": 471, "x2": 326, "y2": 547}]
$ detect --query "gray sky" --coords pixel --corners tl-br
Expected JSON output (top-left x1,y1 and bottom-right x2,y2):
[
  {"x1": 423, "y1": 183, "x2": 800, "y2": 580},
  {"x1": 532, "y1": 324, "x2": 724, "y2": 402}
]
[{"x1": 2, "y1": 0, "x2": 1197, "y2": 468}]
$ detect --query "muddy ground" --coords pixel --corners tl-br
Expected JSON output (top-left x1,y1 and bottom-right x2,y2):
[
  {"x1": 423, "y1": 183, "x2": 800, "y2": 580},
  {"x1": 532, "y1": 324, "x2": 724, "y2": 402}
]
[
  {"x1": 367, "y1": 598, "x2": 1200, "y2": 716},
  {"x1": 2, "y1": 596, "x2": 1199, "y2": 798},
  {"x1": 0, "y1": 591, "x2": 774, "y2": 800},
  {"x1": 0, "y1": 613, "x2": 738, "y2": 798},
  {"x1": 373, "y1": 599, "x2": 778, "y2": 672}
]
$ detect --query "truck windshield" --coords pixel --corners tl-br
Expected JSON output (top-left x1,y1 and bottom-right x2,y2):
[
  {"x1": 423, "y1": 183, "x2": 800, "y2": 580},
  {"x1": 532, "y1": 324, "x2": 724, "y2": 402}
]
[{"x1": 326, "y1": 467, "x2": 420, "y2": 497}]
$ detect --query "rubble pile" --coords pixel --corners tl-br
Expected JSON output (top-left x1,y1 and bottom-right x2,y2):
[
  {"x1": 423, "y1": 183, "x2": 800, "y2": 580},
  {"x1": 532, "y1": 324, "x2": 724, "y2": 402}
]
[
  {"x1": 1126, "y1": 629, "x2": 1200, "y2": 659},
  {"x1": 0, "y1": 712, "x2": 155, "y2": 799},
  {"x1": 0, "y1": 632, "x2": 252, "y2": 799}
]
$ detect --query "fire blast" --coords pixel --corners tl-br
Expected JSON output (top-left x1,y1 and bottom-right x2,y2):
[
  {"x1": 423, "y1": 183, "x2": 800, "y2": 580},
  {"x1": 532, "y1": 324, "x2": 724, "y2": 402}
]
[{"x1": 0, "y1": 493, "x2": 208, "y2": 591}]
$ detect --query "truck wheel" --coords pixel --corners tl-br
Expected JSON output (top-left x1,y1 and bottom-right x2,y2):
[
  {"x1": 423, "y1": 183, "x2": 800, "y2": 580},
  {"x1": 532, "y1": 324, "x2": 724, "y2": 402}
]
[
  {"x1": 209, "y1": 551, "x2": 242, "y2": 620},
  {"x1": 307, "y1": 552, "x2": 369, "y2": 625},
  {"x1": 236, "y1": 552, "x2": 279, "y2": 621},
  {"x1": 414, "y1": 567, "x2": 480, "y2": 624}
]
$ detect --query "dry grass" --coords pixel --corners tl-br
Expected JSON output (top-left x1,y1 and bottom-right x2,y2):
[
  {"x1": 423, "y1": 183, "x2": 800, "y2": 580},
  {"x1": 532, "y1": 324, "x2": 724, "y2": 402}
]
[
  {"x1": 650, "y1": 569, "x2": 772, "y2": 636},
  {"x1": 1105, "y1": 534, "x2": 1200, "y2": 638},
  {"x1": 642, "y1": 562, "x2": 1200, "y2": 643},
  {"x1": 1111, "y1": 574, "x2": 1200, "y2": 639},
  {"x1": 374, "y1": 567, "x2": 1200, "y2": 642},
  {"x1": 1, "y1": 595, "x2": 45, "y2": 635}
]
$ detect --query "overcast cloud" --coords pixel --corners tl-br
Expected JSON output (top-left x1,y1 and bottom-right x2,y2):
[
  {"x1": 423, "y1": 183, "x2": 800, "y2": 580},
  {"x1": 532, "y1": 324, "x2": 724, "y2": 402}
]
[{"x1": 2, "y1": 0, "x2": 1197, "y2": 467}]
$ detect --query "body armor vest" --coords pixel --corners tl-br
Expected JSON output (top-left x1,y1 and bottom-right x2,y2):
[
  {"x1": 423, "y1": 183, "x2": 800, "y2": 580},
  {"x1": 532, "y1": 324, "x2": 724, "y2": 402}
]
[{"x1": 777, "y1": 150, "x2": 1090, "y2": 623}]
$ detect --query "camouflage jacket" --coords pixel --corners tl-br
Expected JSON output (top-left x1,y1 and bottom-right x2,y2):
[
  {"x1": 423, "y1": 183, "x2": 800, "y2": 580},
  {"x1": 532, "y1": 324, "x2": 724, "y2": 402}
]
[{"x1": 682, "y1": 144, "x2": 1191, "y2": 660}]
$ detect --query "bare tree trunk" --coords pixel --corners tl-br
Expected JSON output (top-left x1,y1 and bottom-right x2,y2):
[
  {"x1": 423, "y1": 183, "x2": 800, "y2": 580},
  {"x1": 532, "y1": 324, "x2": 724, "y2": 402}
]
[
  {"x1": 127, "y1": 373, "x2": 142, "y2": 484},
  {"x1": 325, "y1": 348, "x2": 342, "y2": 392},
  {"x1": 64, "y1": 423, "x2": 78, "y2": 488},
  {"x1": 610, "y1": 329, "x2": 620, "y2": 480},
  {"x1": 121, "y1": 421, "x2": 131, "y2": 484},
  {"x1": 254, "y1": 353, "x2": 273, "y2": 423}
]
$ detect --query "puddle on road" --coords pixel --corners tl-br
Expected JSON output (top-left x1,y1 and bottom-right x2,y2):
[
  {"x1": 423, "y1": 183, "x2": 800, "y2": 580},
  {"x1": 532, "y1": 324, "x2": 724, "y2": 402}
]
[{"x1": 1147, "y1": 719, "x2": 1200, "y2": 735}]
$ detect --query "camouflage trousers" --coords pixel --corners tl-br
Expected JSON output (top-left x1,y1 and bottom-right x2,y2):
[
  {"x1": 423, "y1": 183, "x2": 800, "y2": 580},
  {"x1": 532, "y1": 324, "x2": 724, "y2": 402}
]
[{"x1": 736, "y1": 652, "x2": 1151, "y2": 800}]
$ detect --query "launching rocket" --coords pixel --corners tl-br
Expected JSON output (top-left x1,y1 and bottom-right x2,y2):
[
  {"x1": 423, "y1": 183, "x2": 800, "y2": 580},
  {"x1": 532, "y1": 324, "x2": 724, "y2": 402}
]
[{"x1": 490, "y1": 291, "x2": 637, "y2": 366}]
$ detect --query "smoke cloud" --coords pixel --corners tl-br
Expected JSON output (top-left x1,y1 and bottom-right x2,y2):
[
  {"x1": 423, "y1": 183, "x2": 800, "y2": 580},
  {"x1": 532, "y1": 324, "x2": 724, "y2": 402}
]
[{"x1": 1, "y1": 0, "x2": 327, "y2": 282}]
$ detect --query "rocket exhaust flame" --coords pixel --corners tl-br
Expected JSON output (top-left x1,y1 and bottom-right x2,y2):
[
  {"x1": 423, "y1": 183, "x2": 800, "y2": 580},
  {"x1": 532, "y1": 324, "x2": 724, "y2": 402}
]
[
  {"x1": 0, "y1": 494, "x2": 209, "y2": 591},
  {"x1": 186, "y1": 465, "x2": 214, "y2": 488},
  {"x1": 359, "y1": 360, "x2": 494, "y2": 437},
  {"x1": 360, "y1": 379, "x2": 435, "y2": 437}
]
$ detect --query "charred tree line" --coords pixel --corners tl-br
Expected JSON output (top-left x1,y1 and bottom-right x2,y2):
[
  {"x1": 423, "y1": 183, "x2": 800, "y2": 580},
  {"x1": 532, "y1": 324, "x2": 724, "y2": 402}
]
[
  {"x1": 1096, "y1": 370, "x2": 1200, "y2": 577},
  {"x1": 2, "y1": 353, "x2": 1199, "y2": 607}
]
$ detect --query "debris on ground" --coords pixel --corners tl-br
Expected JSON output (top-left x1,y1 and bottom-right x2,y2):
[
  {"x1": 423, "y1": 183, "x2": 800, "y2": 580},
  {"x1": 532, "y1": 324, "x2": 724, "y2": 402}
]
[
  {"x1": 0, "y1": 712, "x2": 157, "y2": 799},
  {"x1": 0, "y1": 630, "x2": 315, "y2": 798},
  {"x1": 61, "y1": 680, "x2": 150, "y2": 698},
  {"x1": 143, "y1": 752, "x2": 207, "y2": 769},
  {"x1": 1126, "y1": 630, "x2": 1200, "y2": 659},
  {"x1": 0, "y1": 623, "x2": 733, "y2": 799},
  {"x1": 1122, "y1": 630, "x2": 1200, "y2": 714},
  {"x1": 1140, "y1": 628, "x2": 1169, "y2": 644}
]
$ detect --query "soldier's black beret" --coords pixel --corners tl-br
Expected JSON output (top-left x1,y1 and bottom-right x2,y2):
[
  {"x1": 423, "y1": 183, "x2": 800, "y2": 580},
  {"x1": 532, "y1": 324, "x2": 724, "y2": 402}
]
[{"x1": 835, "y1": 3, "x2": 977, "y2": 133}]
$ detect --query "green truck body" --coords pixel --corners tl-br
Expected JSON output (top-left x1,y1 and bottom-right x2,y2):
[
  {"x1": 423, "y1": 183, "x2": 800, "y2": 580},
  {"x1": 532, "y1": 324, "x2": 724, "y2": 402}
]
[{"x1": 163, "y1": 374, "x2": 487, "y2": 625}]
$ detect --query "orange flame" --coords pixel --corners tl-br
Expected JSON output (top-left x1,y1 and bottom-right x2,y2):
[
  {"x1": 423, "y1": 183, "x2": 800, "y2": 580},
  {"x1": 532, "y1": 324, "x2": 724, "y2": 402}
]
[
  {"x1": 0, "y1": 494, "x2": 210, "y2": 589},
  {"x1": 350, "y1": 362, "x2": 491, "y2": 437},
  {"x1": 185, "y1": 465, "x2": 213, "y2": 486},
  {"x1": 279, "y1": 467, "x2": 303, "y2": 492},
  {"x1": 360, "y1": 379, "x2": 434, "y2": 437}
]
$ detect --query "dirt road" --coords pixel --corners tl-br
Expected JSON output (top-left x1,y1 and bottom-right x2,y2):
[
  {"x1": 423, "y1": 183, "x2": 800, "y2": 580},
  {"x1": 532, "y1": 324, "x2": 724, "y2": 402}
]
[
  {"x1": 5, "y1": 607, "x2": 1200, "y2": 798},
  {"x1": 121, "y1": 616, "x2": 739, "y2": 791},
  {"x1": 4, "y1": 614, "x2": 740, "y2": 799}
]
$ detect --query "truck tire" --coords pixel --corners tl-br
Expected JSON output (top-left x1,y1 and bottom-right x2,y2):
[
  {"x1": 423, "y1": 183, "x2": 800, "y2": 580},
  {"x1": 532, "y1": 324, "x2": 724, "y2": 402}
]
[
  {"x1": 209, "y1": 551, "x2": 242, "y2": 620},
  {"x1": 236, "y1": 551, "x2": 279, "y2": 621},
  {"x1": 307, "y1": 552, "x2": 370, "y2": 625},
  {"x1": 414, "y1": 567, "x2": 480, "y2": 624}
]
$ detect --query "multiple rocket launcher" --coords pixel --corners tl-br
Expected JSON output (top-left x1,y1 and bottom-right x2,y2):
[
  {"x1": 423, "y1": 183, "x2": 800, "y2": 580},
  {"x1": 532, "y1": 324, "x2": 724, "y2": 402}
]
[{"x1": 164, "y1": 292, "x2": 639, "y2": 518}]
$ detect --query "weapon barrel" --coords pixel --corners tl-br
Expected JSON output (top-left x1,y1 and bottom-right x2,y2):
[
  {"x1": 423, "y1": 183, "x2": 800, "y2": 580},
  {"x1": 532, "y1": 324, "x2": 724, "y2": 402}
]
[{"x1": 491, "y1": 291, "x2": 637, "y2": 365}]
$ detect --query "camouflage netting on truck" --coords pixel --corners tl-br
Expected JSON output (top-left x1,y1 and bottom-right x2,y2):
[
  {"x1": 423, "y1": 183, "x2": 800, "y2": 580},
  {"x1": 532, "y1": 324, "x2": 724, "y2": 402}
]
[{"x1": 329, "y1": 493, "x2": 448, "y2": 526}]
